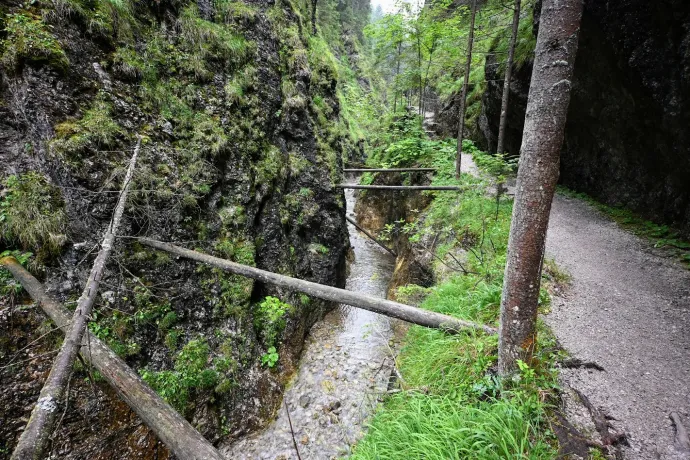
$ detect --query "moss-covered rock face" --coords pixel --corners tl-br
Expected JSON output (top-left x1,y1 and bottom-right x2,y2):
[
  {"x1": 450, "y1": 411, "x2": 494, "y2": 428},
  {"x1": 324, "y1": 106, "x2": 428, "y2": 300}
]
[{"x1": 0, "y1": 0, "x2": 370, "y2": 454}]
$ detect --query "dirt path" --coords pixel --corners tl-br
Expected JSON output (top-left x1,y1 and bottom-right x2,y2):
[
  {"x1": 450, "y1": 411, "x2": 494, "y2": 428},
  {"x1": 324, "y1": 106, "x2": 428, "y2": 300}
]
[{"x1": 545, "y1": 194, "x2": 690, "y2": 459}]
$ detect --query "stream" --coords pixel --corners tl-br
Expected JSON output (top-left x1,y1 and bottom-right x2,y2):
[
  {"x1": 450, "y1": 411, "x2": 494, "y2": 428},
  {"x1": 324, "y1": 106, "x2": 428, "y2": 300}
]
[{"x1": 221, "y1": 181, "x2": 398, "y2": 459}]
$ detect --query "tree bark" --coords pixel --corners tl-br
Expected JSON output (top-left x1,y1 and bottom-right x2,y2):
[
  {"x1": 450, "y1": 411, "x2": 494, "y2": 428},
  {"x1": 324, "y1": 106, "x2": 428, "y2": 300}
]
[
  {"x1": 394, "y1": 41, "x2": 402, "y2": 113},
  {"x1": 496, "y1": 0, "x2": 521, "y2": 155},
  {"x1": 455, "y1": 0, "x2": 477, "y2": 178},
  {"x1": 497, "y1": 0, "x2": 583, "y2": 376},
  {"x1": 1, "y1": 257, "x2": 224, "y2": 460},
  {"x1": 11, "y1": 139, "x2": 140, "y2": 459},
  {"x1": 140, "y1": 238, "x2": 497, "y2": 335}
]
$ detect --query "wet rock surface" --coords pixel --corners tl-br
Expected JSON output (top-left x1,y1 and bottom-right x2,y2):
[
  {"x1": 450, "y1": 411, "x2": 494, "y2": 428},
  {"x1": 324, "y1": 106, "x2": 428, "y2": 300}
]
[
  {"x1": 221, "y1": 186, "x2": 398, "y2": 459},
  {"x1": 478, "y1": 0, "x2": 690, "y2": 235}
]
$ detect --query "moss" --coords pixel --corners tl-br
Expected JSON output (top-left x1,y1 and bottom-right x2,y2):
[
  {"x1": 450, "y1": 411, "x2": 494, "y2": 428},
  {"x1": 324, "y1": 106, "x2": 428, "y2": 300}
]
[
  {"x1": 0, "y1": 172, "x2": 67, "y2": 259},
  {"x1": 0, "y1": 12, "x2": 68, "y2": 71},
  {"x1": 215, "y1": 0, "x2": 258, "y2": 24},
  {"x1": 254, "y1": 144, "x2": 285, "y2": 186},
  {"x1": 50, "y1": 95, "x2": 122, "y2": 159},
  {"x1": 47, "y1": 0, "x2": 136, "y2": 42}
]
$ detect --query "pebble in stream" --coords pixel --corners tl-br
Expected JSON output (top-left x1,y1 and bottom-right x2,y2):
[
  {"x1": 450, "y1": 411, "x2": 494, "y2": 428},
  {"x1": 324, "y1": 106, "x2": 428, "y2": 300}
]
[{"x1": 221, "y1": 187, "x2": 398, "y2": 459}]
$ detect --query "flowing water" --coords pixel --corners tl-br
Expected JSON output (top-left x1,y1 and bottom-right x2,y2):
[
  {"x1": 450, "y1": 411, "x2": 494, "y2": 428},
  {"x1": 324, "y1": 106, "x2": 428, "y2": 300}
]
[{"x1": 221, "y1": 184, "x2": 398, "y2": 459}]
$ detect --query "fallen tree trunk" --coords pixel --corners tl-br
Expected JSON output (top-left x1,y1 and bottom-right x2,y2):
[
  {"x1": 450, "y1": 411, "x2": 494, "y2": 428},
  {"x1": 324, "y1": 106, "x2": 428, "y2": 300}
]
[
  {"x1": 337, "y1": 185, "x2": 461, "y2": 191},
  {"x1": 346, "y1": 216, "x2": 397, "y2": 257},
  {"x1": 1, "y1": 257, "x2": 224, "y2": 460},
  {"x1": 12, "y1": 139, "x2": 140, "y2": 460},
  {"x1": 343, "y1": 168, "x2": 436, "y2": 173},
  {"x1": 140, "y1": 238, "x2": 496, "y2": 335}
]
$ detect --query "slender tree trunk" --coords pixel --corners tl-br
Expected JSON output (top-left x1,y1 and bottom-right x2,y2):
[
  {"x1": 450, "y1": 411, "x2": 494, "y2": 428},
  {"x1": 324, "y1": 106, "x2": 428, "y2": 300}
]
[
  {"x1": 497, "y1": 0, "x2": 583, "y2": 376},
  {"x1": 1, "y1": 257, "x2": 224, "y2": 460},
  {"x1": 417, "y1": 32, "x2": 423, "y2": 115},
  {"x1": 455, "y1": 0, "x2": 477, "y2": 178},
  {"x1": 11, "y1": 139, "x2": 140, "y2": 460},
  {"x1": 496, "y1": 0, "x2": 521, "y2": 155},
  {"x1": 311, "y1": 0, "x2": 318, "y2": 35},
  {"x1": 394, "y1": 41, "x2": 402, "y2": 113}
]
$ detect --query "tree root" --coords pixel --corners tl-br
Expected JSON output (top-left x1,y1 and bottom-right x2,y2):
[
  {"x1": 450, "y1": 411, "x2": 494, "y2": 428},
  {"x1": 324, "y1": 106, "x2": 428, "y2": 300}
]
[
  {"x1": 561, "y1": 357, "x2": 605, "y2": 371},
  {"x1": 573, "y1": 388, "x2": 628, "y2": 448}
]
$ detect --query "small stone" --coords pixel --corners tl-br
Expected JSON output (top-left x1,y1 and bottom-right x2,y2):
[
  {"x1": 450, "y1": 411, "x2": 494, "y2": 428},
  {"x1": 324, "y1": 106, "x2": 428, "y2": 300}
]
[{"x1": 299, "y1": 394, "x2": 311, "y2": 408}]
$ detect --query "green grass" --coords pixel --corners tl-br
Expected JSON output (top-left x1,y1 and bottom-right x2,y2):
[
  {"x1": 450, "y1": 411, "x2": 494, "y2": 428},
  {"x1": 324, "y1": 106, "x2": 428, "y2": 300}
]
[
  {"x1": 1, "y1": 12, "x2": 69, "y2": 71},
  {"x1": 558, "y1": 186, "x2": 690, "y2": 267},
  {"x1": 351, "y1": 135, "x2": 560, "y2": 459}
]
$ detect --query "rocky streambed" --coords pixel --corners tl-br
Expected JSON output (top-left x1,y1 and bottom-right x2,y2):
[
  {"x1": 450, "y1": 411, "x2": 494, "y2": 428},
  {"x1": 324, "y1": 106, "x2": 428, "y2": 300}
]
[{"x1": 221, "y1": 182, "x2": 400, "y2": 459}]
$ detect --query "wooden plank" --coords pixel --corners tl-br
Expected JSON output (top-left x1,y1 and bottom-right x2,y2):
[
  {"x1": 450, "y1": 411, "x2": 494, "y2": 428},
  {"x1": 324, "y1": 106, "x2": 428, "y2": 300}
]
[
  {"x1": 343, "y1": 168, "x2": 436, "y2": 173},
  {"x1": 345, "y1": 216, "x2": 397, "y2": 257},
  {"x1": 0, "y1": 257, "x2": 224, "y2": 460},
  {"x1": 140, "y1": 239, "x2": 496, "y2": 335},
  {"x1": 337, "y1": 185, "x2": 461, "y2": 191}
]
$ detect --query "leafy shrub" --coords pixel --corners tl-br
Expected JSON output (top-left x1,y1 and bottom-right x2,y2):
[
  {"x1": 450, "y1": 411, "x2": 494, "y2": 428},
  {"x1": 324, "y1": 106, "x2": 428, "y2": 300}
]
[
  {"x1": 0, "y1": 172, "x2": 67, "y2": 259},
  {"x1": 254, "y1": 296, "x2": 293, "y2": 352}
]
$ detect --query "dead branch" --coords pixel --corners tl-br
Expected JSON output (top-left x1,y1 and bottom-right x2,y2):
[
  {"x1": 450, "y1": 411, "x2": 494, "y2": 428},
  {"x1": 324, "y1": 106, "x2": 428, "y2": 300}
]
[
  {"x1": 11, "y1": 138, "x2": 140, "y2": 460},
  {"x1": 0, "y1": 257, "x2": 223, "y2": 460}
]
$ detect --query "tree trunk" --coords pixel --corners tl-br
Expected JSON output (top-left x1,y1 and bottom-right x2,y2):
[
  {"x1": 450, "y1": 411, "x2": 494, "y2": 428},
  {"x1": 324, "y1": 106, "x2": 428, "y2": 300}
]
[
  {"x1": 455, "y1": 0, "x2": 477, "y2": 178},
  {"x1": 11, "y1": 139, "x2": 140, "y2": 460},
  {"x1": 417, "y1": 32, "x2": 423, "y2": 115},
  {"x1": 394, "y1": 41, "x2": 402, "y2": 113},
  {"x1": 311, "y1": 0, "x2": 318, "y2": 35},
  {"x1": 496, "y1": 0, "x2": 521, "y2": 155},
  {"x1": 140, "y1": 238, "x2": 496, "y2": 335},
  {"x1": 0, "y1": 257, "x2": 224, "y2": 460},
  {"x1": 497, "y1": 0, "x2": 583, "y2": 376}
]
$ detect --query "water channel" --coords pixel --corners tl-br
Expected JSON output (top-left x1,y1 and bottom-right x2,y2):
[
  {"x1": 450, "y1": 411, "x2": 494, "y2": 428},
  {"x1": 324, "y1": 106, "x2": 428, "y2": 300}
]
[{"x1": 221, "y1": 181, "x2": 399, "y2": 459}]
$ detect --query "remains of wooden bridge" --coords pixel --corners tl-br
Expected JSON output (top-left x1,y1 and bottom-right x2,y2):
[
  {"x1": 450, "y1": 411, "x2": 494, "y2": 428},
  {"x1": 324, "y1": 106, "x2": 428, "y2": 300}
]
[{"x1": 4, "y1": 164, "x2": 483, "y2": 459}]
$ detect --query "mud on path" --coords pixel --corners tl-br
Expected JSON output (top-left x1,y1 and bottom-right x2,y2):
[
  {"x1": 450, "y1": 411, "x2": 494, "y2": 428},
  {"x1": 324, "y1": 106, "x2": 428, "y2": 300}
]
[
  {"x1": 221, "y1": 186, "x2": 398, "y2": 459},
  {"x1": 545, "y1": 194, "x2": 690, "y2": 459}
]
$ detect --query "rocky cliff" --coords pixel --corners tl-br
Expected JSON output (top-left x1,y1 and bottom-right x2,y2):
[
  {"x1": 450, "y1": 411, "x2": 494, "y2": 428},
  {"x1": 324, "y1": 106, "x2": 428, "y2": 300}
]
[
  {"x1": 479, "y1": 0, "x2": 690, "y2": 235},
  {"x1": 0, "y1": 0, "x2": 368, "y2": 455}
]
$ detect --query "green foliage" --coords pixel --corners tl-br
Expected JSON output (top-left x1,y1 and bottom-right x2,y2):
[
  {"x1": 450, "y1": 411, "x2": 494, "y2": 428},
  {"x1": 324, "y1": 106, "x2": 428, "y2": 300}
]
[
  {"x1": 47, "y1": 0, "x2": 136, "y2": 42},
  {"x1": 202, "y1": 239, "x2": 255, "y2": 317},
  {"x1": 178, "y1": 4, "x2": 251, "y2": 81},
  {"x1": 261, "y1": 346, "x2": 279, "y2": 368},
  {"x1": 0, "y1": 172, "x2": 67, "y2": 258},
  {"x1": 352, "y1": 133, "x2": 559, "y2": 458},
  {"x1": 51, "y1": 95, "x2": 122, "y2": 159},
  {"x1": 142, "y1": 338, "x2": 219, "y2": 411},
  {"x1": 0, "y1": 250, "x2": 33, "y2": 298},
  {"x1": 254, "y1": 296, "x2": 293, "y2": 351},
  {"x1": 0, "y1": 12, "x2": 68, "y2": 70}
]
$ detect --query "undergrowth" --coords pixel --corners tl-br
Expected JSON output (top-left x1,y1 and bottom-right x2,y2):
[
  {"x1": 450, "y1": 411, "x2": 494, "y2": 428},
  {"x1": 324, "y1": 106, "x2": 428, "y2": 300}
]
[{"x1": 351, "y1": 128, "x2": 561, "y2": 459}]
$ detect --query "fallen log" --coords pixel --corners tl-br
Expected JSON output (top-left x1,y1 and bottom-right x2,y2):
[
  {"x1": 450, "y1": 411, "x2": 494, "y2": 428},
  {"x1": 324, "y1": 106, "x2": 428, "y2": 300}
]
[
  {"x1": 343, "y1": 168, "x2": 436, "y2": 173},
  {"x1": 0, "y1": 257, "x2": 224, "y2": 460},
  {"x1": 345, "y1": 216, "x2": 397, "y2": 257},
  {"x1": 12, "y1": 139, "x2": 140, "y2": 460},
  {"x1": 139, "y1": 238, "x2": 496, "y2": 335},
  {"x1": 337, "y1": 185, "x2": 461, "y2": 191}
]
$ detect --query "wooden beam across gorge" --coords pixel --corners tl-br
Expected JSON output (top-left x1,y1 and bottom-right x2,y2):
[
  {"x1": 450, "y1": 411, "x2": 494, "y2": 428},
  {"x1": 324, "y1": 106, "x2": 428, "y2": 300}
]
[
  {"x1": 343, "y1": 168, "x2": 436, "y2": 173},
  {"x1": 337, "y1": 185, "x2": 461, "y2": 191},
  {"x1": 139, "y1": 238, "x2": 496, "y2": 335}
]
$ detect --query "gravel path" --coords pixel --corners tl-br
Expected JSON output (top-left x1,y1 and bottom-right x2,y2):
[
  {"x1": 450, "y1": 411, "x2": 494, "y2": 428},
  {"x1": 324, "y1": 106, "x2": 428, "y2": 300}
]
[{"x1": 545, "y1": 194, "x2": 690, "y2": 459}]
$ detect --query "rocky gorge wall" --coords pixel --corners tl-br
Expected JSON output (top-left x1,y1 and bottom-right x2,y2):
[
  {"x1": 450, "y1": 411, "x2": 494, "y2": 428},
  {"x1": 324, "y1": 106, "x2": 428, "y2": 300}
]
[
  {"x1": 0, "y1": 0, "x2": 368, "y2": 455},
  {"x1": 478, "y1": 0, "x2": 690, "y2": 235}
]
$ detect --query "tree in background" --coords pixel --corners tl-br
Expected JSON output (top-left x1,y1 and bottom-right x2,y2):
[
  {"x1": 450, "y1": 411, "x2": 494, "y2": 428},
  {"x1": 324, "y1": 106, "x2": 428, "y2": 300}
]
[
  {"x1": 496, "y1": 0, "x2": 521, "y2": 154},
  {"x1": 455, "y1": 0, "x2": 477, "y2": 178},
  {"x1": 498, "y1": 0, "x2": 584, "y2": 376}
]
